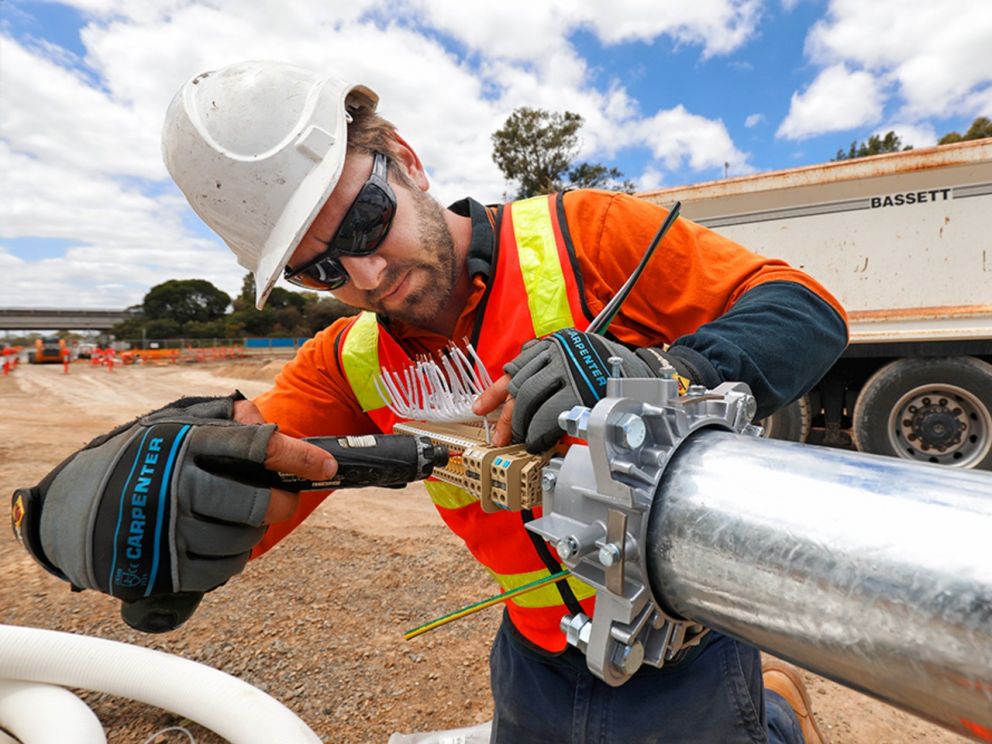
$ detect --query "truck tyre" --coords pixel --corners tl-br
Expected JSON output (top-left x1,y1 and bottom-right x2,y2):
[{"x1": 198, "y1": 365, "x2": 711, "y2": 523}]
[
  {"x1": 758, "y1": 395, "x2": 811, "y2": 442},
  {"x1": 852, "y1": 356, "x2": 992, "y2": 470}
]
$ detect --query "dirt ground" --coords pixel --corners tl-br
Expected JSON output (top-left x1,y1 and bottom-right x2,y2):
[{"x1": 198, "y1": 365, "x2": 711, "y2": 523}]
[{"x1": 0, "y1": 360, "x2": 969, "y2": 743}]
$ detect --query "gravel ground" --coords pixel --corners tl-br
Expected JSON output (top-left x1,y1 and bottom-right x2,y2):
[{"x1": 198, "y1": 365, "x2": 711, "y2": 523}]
[{"x1": 0, "y1": 360, "x2": 969, "y2": 743}]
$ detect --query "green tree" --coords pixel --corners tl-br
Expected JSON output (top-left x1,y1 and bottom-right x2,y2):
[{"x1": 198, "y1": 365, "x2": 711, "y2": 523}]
[
  {"x1": 304, "y1": 296, "x2": 356, "y2": 335},
  {"x1": 226, "y1": 306, "x2": 277, "y2": 336},
  {"x1": 143, "y1": 318, "x2": 183, "y2": 340},
  {"x1": 229, "y1": 273, "x2": 312, "y2": 337},
  {"x1": 143, "y1": 279, "x2": 231, "y2": 326},
  {"x1": 491, "y1": 107, "x2": 634, "y2": 199},
  {"x1": 235, "y1": 272, "x2": 257, "y2": 310},
  {"x1": 567, "y1": 162, "x2": 636, "y2": 193},
  {"x1": 109, "y1": 304, "x2": 147, "y2": 340},
  {"x1": 268, "y1": 286, "x2": 307, "y2": 311},
  {"x1": 184, "y1": 319, "x2": 230, "y2": 339},
  {"x1": 109, "y1": 281, "x2": 229, "y2": 341},
  {"x1": 110, "y1": 271, "x2": 358, "y2": 344},
  {"x1": 833, "y1": 131, "x2": 912, "y2": 161},
  {"x1": 938, "y1": 116, "x2": 992, "y2": 145}
]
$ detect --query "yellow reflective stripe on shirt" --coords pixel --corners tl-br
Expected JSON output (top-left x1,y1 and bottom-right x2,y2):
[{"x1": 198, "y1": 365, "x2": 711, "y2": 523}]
[
  {"x1": 339, "y1": 312, "x2": 389, "y2": 412},
  {"x1": 489, "y1": 566, "x2": 597, "y2": 608},
  {"x1": 510, "y1": 196, "x2": 575, "y2": 338},
  {"x1": 425, "y1": 479, "x2": 479, "y2": 510}
]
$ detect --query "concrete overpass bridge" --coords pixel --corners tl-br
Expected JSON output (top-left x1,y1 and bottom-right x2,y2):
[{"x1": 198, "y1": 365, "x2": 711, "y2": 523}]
[{"x1": 0, "y1": 307, "x2": 136, "y2": 332}]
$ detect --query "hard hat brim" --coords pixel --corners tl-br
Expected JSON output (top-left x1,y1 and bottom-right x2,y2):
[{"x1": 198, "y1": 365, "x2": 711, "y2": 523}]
[{"x1": 253, "y1": 83, "x2": 378, "y2": 309}]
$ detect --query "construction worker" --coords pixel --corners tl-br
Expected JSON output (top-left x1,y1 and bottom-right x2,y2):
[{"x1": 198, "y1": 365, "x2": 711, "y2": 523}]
[{"x1": 14, "y1": 61, "x2": 846, "y2": 743}]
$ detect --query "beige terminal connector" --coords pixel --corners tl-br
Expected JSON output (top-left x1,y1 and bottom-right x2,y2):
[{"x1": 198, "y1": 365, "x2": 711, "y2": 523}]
[{"x1": 393, "y1": 421, "x2": 551, "y2": 511}]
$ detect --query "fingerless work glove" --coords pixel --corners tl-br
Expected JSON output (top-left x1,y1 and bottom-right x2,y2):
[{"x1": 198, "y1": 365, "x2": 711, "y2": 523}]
[
  {"x1": 505, "y1": 328, "x2": 695, "y2": 453},
  {"x1": 10, "y1": 393, "x2": 276, "y2": 629}
]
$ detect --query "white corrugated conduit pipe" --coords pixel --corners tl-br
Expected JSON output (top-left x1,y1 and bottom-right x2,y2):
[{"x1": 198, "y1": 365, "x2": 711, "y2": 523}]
[
  {"x1": 0, "y1": 625, "x2": 321, "y2": 744},
  {"x1": 0, "y1": 679, "x2": 106, "y2": 744}
]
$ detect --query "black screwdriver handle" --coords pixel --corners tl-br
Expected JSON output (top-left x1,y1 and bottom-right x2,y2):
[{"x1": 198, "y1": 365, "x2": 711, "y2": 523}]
[{"x1": 198, "y1": 433, "x2": 448, "y2": 492}]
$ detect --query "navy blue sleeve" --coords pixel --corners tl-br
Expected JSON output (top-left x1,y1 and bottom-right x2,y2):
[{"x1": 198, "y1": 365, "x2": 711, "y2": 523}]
[{"x1": 664, "y1": 281, "x2": 848, "y2": 419}]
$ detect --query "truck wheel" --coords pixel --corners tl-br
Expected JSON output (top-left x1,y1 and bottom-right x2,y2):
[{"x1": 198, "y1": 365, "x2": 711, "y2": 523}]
[
  {"x1": 758, "y1": 395, "x2": 811, "y2": 442},
  {"x1": 852, "y1": 357, "x2": 992, "y2": 470}
]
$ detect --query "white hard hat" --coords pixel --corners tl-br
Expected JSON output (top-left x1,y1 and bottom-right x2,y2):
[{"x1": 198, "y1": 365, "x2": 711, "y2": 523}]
[{"x1": 162, "y1": 60, "x2": 378, "y2": 309}]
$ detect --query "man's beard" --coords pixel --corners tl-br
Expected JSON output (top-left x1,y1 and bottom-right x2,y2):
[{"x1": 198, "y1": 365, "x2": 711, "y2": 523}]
[{"x1": 369, "y1": 189, "x2": 457, "y2": 328}]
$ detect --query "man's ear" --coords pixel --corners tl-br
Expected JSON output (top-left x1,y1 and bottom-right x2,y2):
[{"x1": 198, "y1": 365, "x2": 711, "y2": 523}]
[{"x1": 388, "y1": 132, "x2": 430, "y2": 192}]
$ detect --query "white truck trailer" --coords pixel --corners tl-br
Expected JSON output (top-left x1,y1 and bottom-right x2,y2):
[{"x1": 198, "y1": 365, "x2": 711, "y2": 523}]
[{"x1": 639, "y1": 139, "x2": 992, "y2": 470}]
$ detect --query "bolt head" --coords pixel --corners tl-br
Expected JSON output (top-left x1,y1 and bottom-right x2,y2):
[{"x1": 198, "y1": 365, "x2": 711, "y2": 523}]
[
  {"x1": 687, "y1": 384, "x2": 707, "y2": 396},
  {"x1": 743, "y1": 395, "x2": 757, "y2": 421},
  {"x1": 598, "y1": 543, "x2": 621, "y2": 567},
  {"x1": 541, "y1": 471, "x2": 557, "y2": 493},
  {"x1": 556, "y1": 536, "x2": 578, "y2": 559},
  {"x1": 614, "y1": 641, "x2": 645, "y2": 675},
  {"x1": 615, "y1": 413, "x2": 647, "y2": 449},
  {"x1": 607, "y1": 355, "x2": 624, "y2": 378}
]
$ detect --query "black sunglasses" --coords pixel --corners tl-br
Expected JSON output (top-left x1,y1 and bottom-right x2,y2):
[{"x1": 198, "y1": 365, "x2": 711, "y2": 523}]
[{"x1": 284, "y1": 151, "x2": 396, "y2": 291}]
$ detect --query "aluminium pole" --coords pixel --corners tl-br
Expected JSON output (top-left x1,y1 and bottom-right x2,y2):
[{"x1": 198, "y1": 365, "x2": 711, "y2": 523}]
[{"x1": 646, "y1": 430, "x2": 992, "y2": 739}]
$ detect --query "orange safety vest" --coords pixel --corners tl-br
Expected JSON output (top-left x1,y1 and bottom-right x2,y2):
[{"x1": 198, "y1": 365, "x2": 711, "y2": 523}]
[{"x1": 337, "y1": 194, "x2": 600, "y2": 651}]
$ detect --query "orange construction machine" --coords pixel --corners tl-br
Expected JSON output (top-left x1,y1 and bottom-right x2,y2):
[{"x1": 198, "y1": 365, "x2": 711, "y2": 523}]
[{"x1": 29, "y1": 337, "x2": 68, "y2": 364}]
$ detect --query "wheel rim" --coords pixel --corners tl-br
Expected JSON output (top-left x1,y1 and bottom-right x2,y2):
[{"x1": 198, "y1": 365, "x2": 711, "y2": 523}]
[
  {"x1": 757, "y1": 395, "x2": 811, "y2": 442},
  {"x1": 886, "y1": 383, "x2": 992, "y2": 467}
]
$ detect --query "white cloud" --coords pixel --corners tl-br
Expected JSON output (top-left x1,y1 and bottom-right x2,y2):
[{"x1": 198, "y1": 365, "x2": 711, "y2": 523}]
[
  {"x1": 804, "y1": 0, "x2": 992, "y2": 119},
  {"x1": 776, "y1": 64, "x2": 883, "y2": 139},
  {"x1": 67, "y1": 7, "x2": 514, "y2": 204},
  {"x1": 1, "y1": 36, "x2": 164, "y2": 179},
  {"x1": 635, "y1": 165, "x2": 666, "y2": 193},
  {"x1": 1, "y1": 1, "x2": 757, "y2": 308},
  {"x1": 416, "y1": 0, "x2": 761, "y2": 60},
  {"x1": 5, "y1": 1, "x2": 753, "y2": 200},
  {"x1": 580, "y1": 0, "x2": 762, "y2": 58},
  {"x1": 966, "y1": 87, "x2": 992, "y2": 119},
  {"x1": 634, "y1": 105, "x2": 751, "y2": 174},
  {"x1": 745, "y1": 113, "x2": 765, "y2": 128},
  {"x1": 880, "y1": 121, "x2": 937, "y2": 149},
  {"x1": 0, "y1": 143, "x2": 241, "y2": 307}
]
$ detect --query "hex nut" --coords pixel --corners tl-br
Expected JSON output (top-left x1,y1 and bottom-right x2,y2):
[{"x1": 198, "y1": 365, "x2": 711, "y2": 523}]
[{"x1": 558, "y1": 406, "x2": 591, "y2": 437}]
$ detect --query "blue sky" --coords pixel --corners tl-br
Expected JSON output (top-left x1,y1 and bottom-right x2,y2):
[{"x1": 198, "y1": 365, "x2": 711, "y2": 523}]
[{"x1": 2, "y1": 0, "x2": 990, "y2": 309}]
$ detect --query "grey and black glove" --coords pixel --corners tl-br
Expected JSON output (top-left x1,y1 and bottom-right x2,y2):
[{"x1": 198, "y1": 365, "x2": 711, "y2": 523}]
[
  {"x1": 505, "y1": 328, "x2": 695, "y2": 453},
  {"x1": 10, "y1": 392, "x2": 276, "y2": 631}
]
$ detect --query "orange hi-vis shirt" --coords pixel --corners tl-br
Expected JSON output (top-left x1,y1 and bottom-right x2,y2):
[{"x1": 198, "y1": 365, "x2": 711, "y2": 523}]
[{"x1": 253, "y1": 190, "x2": 847, "y2": 557}]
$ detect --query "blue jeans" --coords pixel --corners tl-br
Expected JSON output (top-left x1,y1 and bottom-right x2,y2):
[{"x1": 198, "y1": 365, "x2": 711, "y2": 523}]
[{"x1": 489, "y1": 617, "x2": 803, "y2": 744}]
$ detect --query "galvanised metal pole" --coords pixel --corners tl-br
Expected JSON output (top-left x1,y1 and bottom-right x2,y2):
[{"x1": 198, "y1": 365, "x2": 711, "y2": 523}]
[{"x1": 646, "y1": 430, "x2": 992, "y2": 741}]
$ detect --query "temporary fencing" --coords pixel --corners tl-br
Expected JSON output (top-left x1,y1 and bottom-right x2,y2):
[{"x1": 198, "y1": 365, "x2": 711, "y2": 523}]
[{"x1": 88, "y1": 345, "x2": 246, "y2": 367}]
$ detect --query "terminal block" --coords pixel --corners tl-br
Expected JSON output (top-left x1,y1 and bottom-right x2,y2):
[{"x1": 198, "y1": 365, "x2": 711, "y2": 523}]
[{"x1": 392, "y1": 421, "x2": 550, "y2": 512}]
